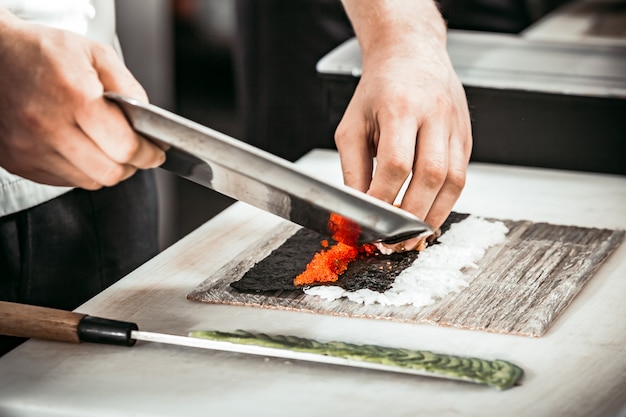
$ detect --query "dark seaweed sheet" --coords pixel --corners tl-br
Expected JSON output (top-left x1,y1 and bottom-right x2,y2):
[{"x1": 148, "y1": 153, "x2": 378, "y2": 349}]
[
  {"x1": 230, "y1": 212, "x2": 469, "y2": 294},
  {"x1": 229, "y1": 228, "x2": 321, "y2": 293}
]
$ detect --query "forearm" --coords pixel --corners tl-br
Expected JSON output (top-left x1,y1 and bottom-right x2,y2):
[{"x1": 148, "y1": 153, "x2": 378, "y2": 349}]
[{"x1": 340, "y1": 0, "x2": 448, "y2": 67}]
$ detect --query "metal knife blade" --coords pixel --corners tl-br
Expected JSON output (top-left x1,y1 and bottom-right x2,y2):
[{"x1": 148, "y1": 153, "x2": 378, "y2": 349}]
[
  {"x1": 105, "y1": 93, "x2": 432, "y2": 245},
  {"x1": 0, "y1": 302, "x2": 521, "y2": 390},
  {"x1": 131, "y1": 330, "x2": 445, "y2": 379},
  {"x1": 132, "y1": 330, "x2": 522, "y2": 390}
]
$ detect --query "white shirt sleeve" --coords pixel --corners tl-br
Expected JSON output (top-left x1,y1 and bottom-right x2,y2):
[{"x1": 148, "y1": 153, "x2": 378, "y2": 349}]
[{"x1": 0, "y1": 0, "x2": 116, "y2": 217}]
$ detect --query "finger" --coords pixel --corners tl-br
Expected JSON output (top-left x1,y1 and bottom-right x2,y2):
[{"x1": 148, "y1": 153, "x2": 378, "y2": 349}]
[
  {"x1": 398, "y1": 118, "x2": 449, "y2": 222},
  {"x1": 366, "y1": 116, "x2": 417, "y2": 204},
  {"x1": 13, "y1": 137, "x2": 108, "y2": 190},
  {"x1": 420, "y1": 131, "x2": 470, "y2": 230},
  {"x1": 335, "y1": 109, "x2": 375, "y2": 193},
  {"x1": 33, "y1": 169, "x2": 104, "y2": 190},
  {"x1": 75, "y1": 97, "x2": 166, "y2": 169},
  {"x1": 91, "y1": 43, "x2": 148, "y2": 101},
  {"x1": 14, "y1": 158, "x2": 102, "y2": 190},
  {"x1": 76, "y1": 43, "x2": 165, "y2": 169},
  {"x1": 56, "y1": 125, "x2": 137, "y2": 187}
]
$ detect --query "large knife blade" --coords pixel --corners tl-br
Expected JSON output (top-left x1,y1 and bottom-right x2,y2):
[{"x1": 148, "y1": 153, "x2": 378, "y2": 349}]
[
  {"x1": 105, "y1": 93, "x2": 432, "y2": 245},
  {"x1": 0, "y1": 302, "x2": 523, "y2": 390}
]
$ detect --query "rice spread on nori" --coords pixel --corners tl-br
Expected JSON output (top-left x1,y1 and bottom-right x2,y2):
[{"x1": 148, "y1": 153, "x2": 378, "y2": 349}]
[
  {"x1": 305, "y1": 214, "x2": 509, "y2": 306},
  {"x1": 230, "y1": 212, "x2": 470, "y2": 295}
]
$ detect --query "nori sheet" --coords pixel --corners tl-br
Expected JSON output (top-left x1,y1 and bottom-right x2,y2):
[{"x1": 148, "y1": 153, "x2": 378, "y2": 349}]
[{"x1": 230, "y1": 212, "x2": 469, "y2": 294}]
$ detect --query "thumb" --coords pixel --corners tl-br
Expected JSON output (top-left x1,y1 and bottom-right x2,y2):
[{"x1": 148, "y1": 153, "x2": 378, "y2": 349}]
[{"x1": 91, "y1": 42, "x2": 148, "y2": 102}]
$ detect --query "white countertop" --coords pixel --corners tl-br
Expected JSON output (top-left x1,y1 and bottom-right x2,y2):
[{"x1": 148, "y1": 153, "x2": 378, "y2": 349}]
[
  {"x1": 1, "y1": 149, "x2": 625, "y2": 417},
  {"x1": 522, "y1": 0, "x2": 626, "y2": 47}
]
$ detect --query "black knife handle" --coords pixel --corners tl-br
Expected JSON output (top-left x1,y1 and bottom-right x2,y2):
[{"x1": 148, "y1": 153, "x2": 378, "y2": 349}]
[
  {"x1": 77, "y1": 316, "x2": 137, "y2": 346},
  {"x1": 0, "y1": 301, "x2": 136, "y2": 346}
]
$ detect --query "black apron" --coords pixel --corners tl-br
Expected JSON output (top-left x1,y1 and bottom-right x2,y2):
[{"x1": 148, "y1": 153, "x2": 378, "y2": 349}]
[{"x1": 0, "y1": 170, "x2": 159, "y2": 354}]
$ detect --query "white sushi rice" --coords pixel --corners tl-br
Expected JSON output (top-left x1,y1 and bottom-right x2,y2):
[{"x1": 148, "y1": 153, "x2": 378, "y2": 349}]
[{"x1": 303, "y1": 215, "x2": 509, "y2": 308}]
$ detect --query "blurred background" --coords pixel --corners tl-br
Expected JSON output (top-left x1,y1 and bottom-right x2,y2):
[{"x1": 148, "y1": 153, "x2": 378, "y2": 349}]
[
  {"x1": 116, "y1": 0, "x2": 237, "y2": 250},
  {"x1": 114, "y1": 0, "x2": 626, "y2": 251}
]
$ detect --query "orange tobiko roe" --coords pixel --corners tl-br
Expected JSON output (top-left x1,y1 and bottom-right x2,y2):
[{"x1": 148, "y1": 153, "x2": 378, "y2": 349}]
[
  {"x1": 328, "y1": 213, "x2": 360, "y2": 247},
  {"x1": 294, "y1": 213, "x2": 377, "y2": 287}
]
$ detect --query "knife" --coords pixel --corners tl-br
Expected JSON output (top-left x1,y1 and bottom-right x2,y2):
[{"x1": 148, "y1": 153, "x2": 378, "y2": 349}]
[
  {"x1": 105, "y1": 93, "x2": 432, "y2": 245},
  {"x1": 0, "y1": 301, "x2": 522, "y2": 390}
]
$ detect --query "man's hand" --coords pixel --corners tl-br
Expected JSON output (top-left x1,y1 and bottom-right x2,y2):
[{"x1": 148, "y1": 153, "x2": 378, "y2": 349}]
[
  {"x1": 0, "y1": 9, "x2": 165, "y2": 190},
  {"x1": 338, "y1": 0, "x2": 472, "y2": 250}
]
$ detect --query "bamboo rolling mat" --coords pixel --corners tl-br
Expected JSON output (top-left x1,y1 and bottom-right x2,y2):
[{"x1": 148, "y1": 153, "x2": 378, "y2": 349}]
[{"x1": 188, "y1": 217, "x2": 624, "y2": 337}]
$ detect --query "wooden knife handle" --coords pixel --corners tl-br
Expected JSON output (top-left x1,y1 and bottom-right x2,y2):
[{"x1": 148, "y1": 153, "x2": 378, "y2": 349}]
[
  {"x1": 0, "y1": 301, "x2": 138, "y2": 346},
  {"x1": 0, "y1": 301, "x2": 84, "y2": 343}
]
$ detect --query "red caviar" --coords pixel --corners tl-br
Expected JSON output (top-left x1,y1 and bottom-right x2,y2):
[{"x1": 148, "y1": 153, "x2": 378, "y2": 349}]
[
  {"x1": 294, "y1": 242, "x2": 358, "y2": 286},
  {"x1": 328, "y1": 213, "x2": 360, "y2": 247},
  {"x1": 294, "y1": 213, "x2": 377, "y2": 287}
]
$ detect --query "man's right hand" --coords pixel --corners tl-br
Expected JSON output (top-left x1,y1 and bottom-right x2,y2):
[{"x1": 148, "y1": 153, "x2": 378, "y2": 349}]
[{"x1": 0, "y1": 8, "x2": 165, "y2": 190}]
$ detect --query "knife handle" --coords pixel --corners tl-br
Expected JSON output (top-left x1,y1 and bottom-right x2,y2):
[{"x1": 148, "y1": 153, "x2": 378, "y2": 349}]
[{"x1": 0, "y1": 301, "x2": 137, "y2": 346}]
